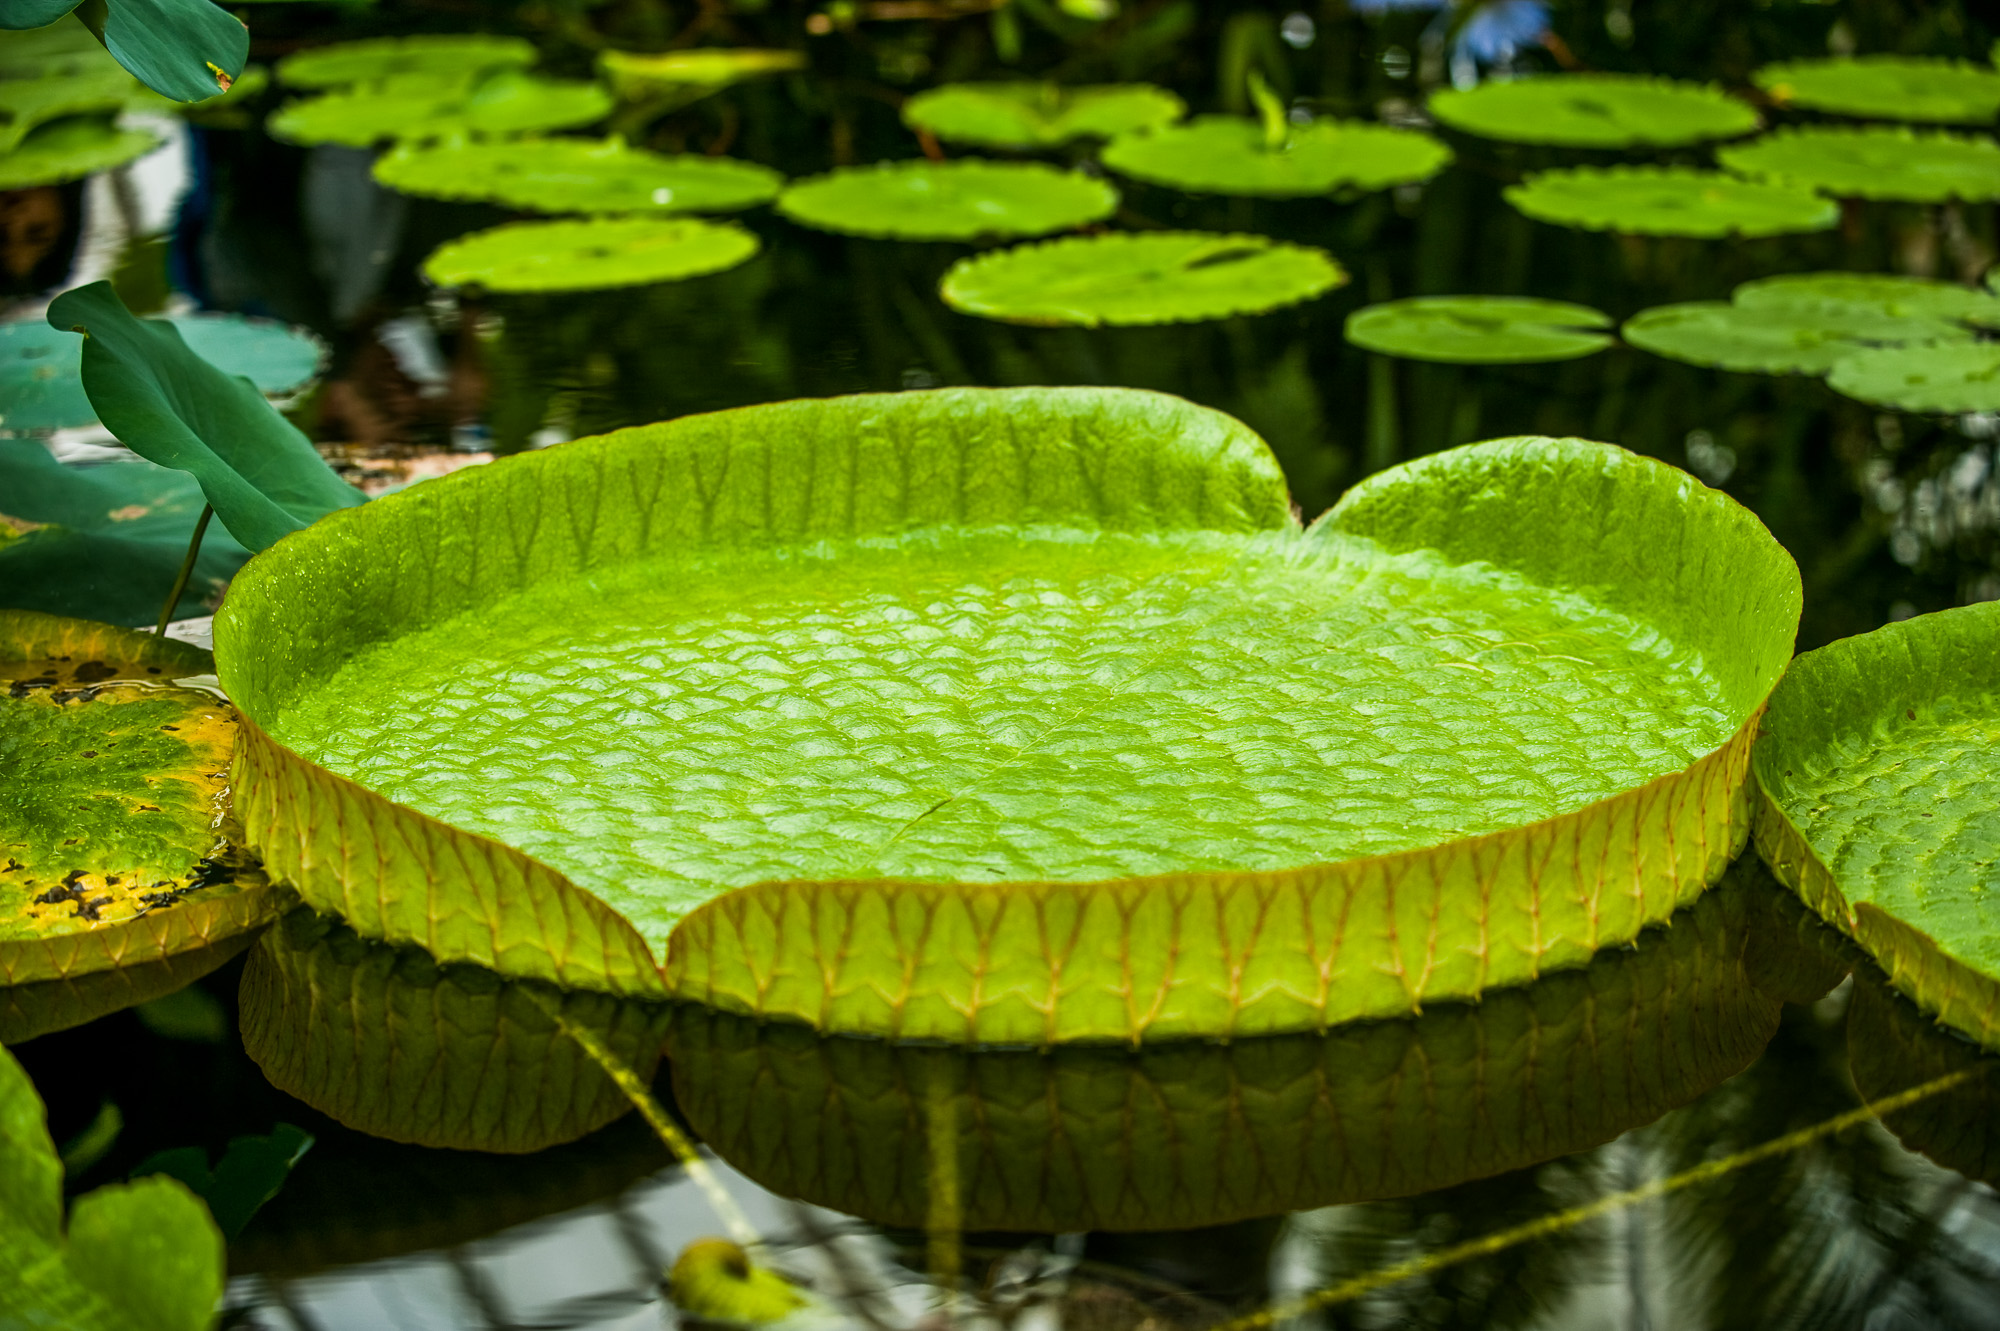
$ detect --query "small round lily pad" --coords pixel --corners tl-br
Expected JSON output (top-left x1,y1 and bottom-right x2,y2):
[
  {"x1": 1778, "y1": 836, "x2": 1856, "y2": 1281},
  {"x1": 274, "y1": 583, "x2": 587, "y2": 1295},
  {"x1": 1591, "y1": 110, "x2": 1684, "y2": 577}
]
[
  {"x1": 775, "y1": 159, "x2": 1118, "y2": 241},
  {"x1": 1734, "y1": 271, "x2": 2000, "y2": 324},
  {"x1": 1753, "y1": 56, "x2": 2000, "y2": 125},
  {"x1": 941, "y1": 231, "x2": 1346, "y2": 326},
  {"x1": 902, "y1": 81, "x2": 1185, "y2": 150},
  {"x1": 374, "y1": 138, "x2": 783, "y2": 215},
  {"x1": 268, "y1": 71, "x2": 612, "y2": 148},
  {"x1": 1826, "y1": 344, "x2": 2000, "y2": 413},
  {"x1": 423, "y1": 216, "x2": 761, "y2": 293},
  {"x1": 1345, "y1": 296, "x2": 1613, "y2": 364},
  {"x1": 1428, "y1": 74, "x2": 1759, "y2": 149},
  {"x1": 1504, "y1": 166, "x2": 1838, "y2": 238},
  {"x1": 1622, "y1": 302, "x2": 1972, "y2": 376},
  {"x1": 1100, "y1": 115, "x2": 1452, "y2": 196},
  {"x1": 1718, "y1": 126, "x2": 2000, "y2": 204},
  {"x1": 597, "y1": 47, "x2": 806, "y2": 103},
  {"x1": 0, "y1": 119, "x2": 161, "y2": 190},
  {"x1": 276, "y1": 34, "x2": 538, "y2": 90}
]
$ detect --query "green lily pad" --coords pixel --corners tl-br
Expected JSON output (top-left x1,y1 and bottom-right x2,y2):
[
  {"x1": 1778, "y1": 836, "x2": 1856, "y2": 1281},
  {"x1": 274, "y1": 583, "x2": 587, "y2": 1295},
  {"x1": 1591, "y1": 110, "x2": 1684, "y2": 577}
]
[
  {"x1": 0, "y1": 1041, "x2": 224, "y2": 1331},
  {"x1": 940, "y1": 231, "x2": 1346, "y2": 326},
  {"x1": 1825, "y1": 344, "x2": 2000, "y2": 413},
  {"x1": 775, "y1": 159, "x2": 1118, "y2": 240},
  {"x1": 1428, "y1": 74, "x2": 1759, "y2": 149},
  {"x1": 597, "y1": 47, "x2": 805, "y2": 112},
  {"x1": 671, "y1": 862, "x2": 1786, "y2": 1230},
  {"x1": 422, "y1": 216, "x2": 760, "y2": 293},
  {"x1": 1734, "y1": 271, "x2": 2000, "y2": 324},
  {"x1": 1718, "y1": 126, "x2": 2000, "y2": 204},
  {"x1": 1100, "y1": 115, "x2": 1452, "y2": 196},
  {"x1": 215, "y1": 388, "x2": 1800, "y2": 1044},
  {"x1": 1505, "y1": 166, "x2": 1839, "y2": 238},
  {"x1": 1622, "y1": 303, "x2": 1973, "y2": 376},
  {"x1": 0, "y1": 612, "x2": 278, "y2": 988},
  {"x1": 0, "y1": 67, "x2": 137, "y2": 154},
  {"x1": 267, "y1": 70, "x2": 612, "y2": 148},
  {"x1": 1753, "y1": 601, "x2": 2000, "y2": 1050},
  {"x1": 0, "y1": 15, "x2": 115, "y2": 80},
  {"x1": 901, "y1": 80, "x2": 1185, "y2": 149},
  {"x1": 275, "y1": 33, "x2": 538, "y2": 90},
  {"x1": 373, "y1": 137, "x2": 783, "y2": 215},
  {"x1": 0, "y1": 117, "x2": 162, "y2": 189},
  {"x1": 0, "y1": 933, "x2": 256, "y2": 1045},
  {"x1": 1344, "y1": 296, "x2": 1613, "y2": 364},
  {"x1": 1754, "y1": 56, "x2": 2000, "y2": 125}
]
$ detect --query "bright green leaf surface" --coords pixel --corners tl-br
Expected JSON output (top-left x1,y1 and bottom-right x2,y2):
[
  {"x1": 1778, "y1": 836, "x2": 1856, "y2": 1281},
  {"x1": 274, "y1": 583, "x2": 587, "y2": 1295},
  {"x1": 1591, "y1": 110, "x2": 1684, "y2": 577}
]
[
  {"x1": 276, "y1": 33, "x2": 536, "y2": 89},
  {"x1": 422, "y1": 216, "x2": 760, "y2": 293},
  {"x1": 0, "y1": 66, "x2": 135, "y2": 153},
  {"x1": 1718, "y1": 126, "x2": 2000, "y2": 203},
  {"x1": 1734, "y1": 271, "x2": 2000, "y2": 323},
  {"x1": 1345, "y1": 296, "x2": 1613, "y2": 364},
  {"x1": 46, "y1": 283, "x2": 363, "y2": 553},
  {"x1": 775, "y1": 159, "x2": 1118, "y2": 240},
  {"x1": 1826, "y1": 344, "x2": 2000, "y2": 413},
  {"x1": 1100, "y1": 115, "x2": 1452, "y2": 196},
  {"x1": 1622, "y1": 302, "x2": 1972, "y2": 376},
  {"x1": 267, "y1": 70, "x2": 611, "y2": 148},
  {"x1": 1428, "y1": 74, "x2": 1759, "y2": 148},
  {"x1": 0, "y1": 117, "x2": 161, "y2": 189},
  {"x1": 373, "y1": 138, "x2": 783, "y2": 215},
  {"x1": 95, "y1": 0, "x2": 246, "y2": 102},
  {"x1": 1754, "y1": 56, "x2": 2000, "y2": 125},
  {"x1": 1505, "y1": 166, "x2": 1838, "y2": 238},
  {"x1": 597, "y1": 47, "x2": 804, "y2": 110},
  {"x1": 940, "y1": 231, "x2": 1346, "y2": 326},
  {"x1": 668, "y1": 1240, "x2": 809, "y2": 1324},
  {"x1": 901, "y1": 80, "x2": 1184, "y2": 149}
]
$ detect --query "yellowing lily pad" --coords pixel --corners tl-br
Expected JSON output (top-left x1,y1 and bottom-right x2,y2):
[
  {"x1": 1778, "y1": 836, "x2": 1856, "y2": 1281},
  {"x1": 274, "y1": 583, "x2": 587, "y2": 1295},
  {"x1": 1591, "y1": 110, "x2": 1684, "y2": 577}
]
[
  {"x1": 0, "y1": 118, "x2": 161, "y2": 190},
  {"x1": 940, "y1": 231, "x2": 1346, "y2": 326},
  {"x1": 373, "y1": 138, "x2": 783, "y2": 215},
  {"x1": 276, "y1": 34, "x2": 538, "y2": 89},
  {"x1": 1428, "y1": 74, "x2": 1759, "y2": 149},
  {"x1": 1754, "y1": 56, "x2": 2000, "y2": 125},
  {"x1": 1345, "y1": 296, "x2": 1613, "y2": 364},
  {"x1": 268, "y1": 70, "x2": 612, "y2": 148},
  {"x1": 1101, "y1": 115, "x2": 1452, "y2": 196},
  {"x1": 422, "y1": 216, "x2": 760, "y2": 293},
  {"x1": 597, "y1": 47, "x2": 805, "y2": 112},
  {"x1": 775, "y1": 159, "x2": 1117, "y2": 240},
  {"x1": 1718, "y1": 126, "x2": 2000, "y2": 204},
  {"x1": 1505, "y1": 166, "x2": 1839, "y2": 238},
  {"x1": 902, "y1": 81, "x2": 1185, "y2": 149}
]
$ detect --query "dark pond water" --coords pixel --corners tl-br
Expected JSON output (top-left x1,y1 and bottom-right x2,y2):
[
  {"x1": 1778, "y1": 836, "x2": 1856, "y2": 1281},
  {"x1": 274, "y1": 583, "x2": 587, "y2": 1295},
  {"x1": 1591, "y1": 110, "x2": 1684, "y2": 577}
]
[{"x1": 7, "y1": 1, "x2": 2000, "y2": 1327}]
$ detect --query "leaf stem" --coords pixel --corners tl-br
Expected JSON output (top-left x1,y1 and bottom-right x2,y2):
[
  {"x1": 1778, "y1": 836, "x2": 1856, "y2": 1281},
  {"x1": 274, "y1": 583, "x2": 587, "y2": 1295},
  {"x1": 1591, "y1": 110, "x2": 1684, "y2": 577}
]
[{"x1": 156, "y1": 504, "x2": 213, "y2": 638}]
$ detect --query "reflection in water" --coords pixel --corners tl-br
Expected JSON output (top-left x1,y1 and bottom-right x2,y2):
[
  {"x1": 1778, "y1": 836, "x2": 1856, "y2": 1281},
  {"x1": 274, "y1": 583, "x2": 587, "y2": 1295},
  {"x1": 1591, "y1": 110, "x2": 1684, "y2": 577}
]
[{"x1": 1850, "y1": 966, "x2": 2000, "y2": 1191}]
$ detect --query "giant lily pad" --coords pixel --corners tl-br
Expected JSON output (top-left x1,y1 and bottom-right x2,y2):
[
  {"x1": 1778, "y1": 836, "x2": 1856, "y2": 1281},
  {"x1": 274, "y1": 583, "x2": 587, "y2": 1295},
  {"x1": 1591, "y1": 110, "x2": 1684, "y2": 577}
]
[
  {"x1": 901, "y1": 81, "x2": 1185, "y2": 150},
  {"x1": 1100, "y1": 115, "x2": 1452, "y2": 196},
  {"x1": 775, "y1": 159, "x2": 1117, "y2": 241},
  {"x1": 0, "y1": 612, "x2": 277, "y2": 987},
  {"x1": 940, "y1": 231, "x2": 1345, "y2": 326},
  {"x1": 1718, "y1": 126, "x2": 2000, "y2": 204},
  {"x1": 1753, "y1": 56, "x2": 2000, "y2": 126},
  {"x1": 0, "y1": 932, "x2": 255, "y2": 1044},
  {"x1": 1753, "y1": 601, "x2": 2000, "y2": 1050},
  {"x1": 1826, "y1": 344, "x2": 2000, "y2": 413},
  {"x1": 214, "y1": 389, "x2": 1801, "y2": 1044},
  {"x1": 422, "y1": 216, "x2": 760, "y2": 293},
  {"x1": 1345, "y1": 296, "x2": 1613, "y2": 364},
  {"x1": 275, "y1": 33, "x2": 537, "y2": 90},
  {"x1": 267, "y1": 70, "x2": 612, "y2": 148},
  {"x1": 0, "y1": 118, "x2": 161, "y2": 189},
  {"x1": 1428, "y1": 74, "x2": 1759, "y2": 149},
  {"x1": 670, "y1": 863, "x2": 1785, "y2": 1229},
  {"x1": 1505, "y1": 166, "x2": 1839, "y2": 238},
  {"x1": 373, "y1": 137, "x2": 782, "y2": 215}
]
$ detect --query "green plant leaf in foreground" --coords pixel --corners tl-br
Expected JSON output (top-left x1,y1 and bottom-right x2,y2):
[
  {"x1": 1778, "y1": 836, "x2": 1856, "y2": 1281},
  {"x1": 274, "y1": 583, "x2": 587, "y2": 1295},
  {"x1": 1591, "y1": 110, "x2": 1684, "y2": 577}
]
[
  {"x1": 1826, "y1": 344, "x2": 2000, "y2": 414},
  {"x1": 775, "y1": 159, "x2": 1118, "y2": 240},
  {"x1": 901, "y1": 80, "x2": 1185, "y2": 149},
  {"x1": 1344, "y1": 296, "x2": 1613, "y2": 364},
  {"x1": 422, "y1": 216, "x2": 761, "y2": 294},
  {"x1": 1753, "y1": 55, "x2": 2000, "y2": 125},
  {"x1": 1718, "y1": 126, "x2": 2000, "y2": 204},
  {"x1": 1100, "y1": 115, "x2": 1452, "y2": 196},
  {"x1": 267, "y1": 69, "x2": 611, "y2": 148},
  {"x1": 274, "y1": 33, "x2": 537, "y2": 89},
  {"x1": 940, "y1": 231, "x2": 1346, "y2": 326},
  {"x1": 1427, "y1": 73, "x2": 1759, "y2": 149},
  {"x1": 0, "y1": 1041, "x2": 225, "y2": 1331},
  {"x1": 0, "y1": 117, "x2": 161, "y2": 190},
  {"x1": 1753, "y1": 600, "x2": 2000, "y2": 1050},
  {"x1": 373, "y1": 137, "x2": 783, "y2": 215},
  {"x1": 1505, "y1": 166, "x2": 1839, "y2": 239},
  {"x1": 215, "y1": 388, "x2": 1801, "y2": 1042},
  {"x1": 90, "y1": 0, "x2": 247, "y2": 102},
  {"x1": 45, "y1": 283, "x2": 362, "y2": 554}
]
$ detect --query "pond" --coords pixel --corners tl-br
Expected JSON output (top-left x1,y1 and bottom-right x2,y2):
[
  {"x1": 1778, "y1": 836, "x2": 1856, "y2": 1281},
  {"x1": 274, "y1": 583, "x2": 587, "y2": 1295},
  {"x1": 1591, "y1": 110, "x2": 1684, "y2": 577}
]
[{"x1": 2, "y1": 2, "x2": 1999, "y2": 1328}]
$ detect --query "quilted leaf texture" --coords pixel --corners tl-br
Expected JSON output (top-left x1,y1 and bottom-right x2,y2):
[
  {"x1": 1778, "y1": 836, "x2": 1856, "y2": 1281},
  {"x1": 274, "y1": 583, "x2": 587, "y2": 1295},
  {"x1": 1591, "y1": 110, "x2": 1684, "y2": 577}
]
[
  {"x1": 669, "y1": 864, "x2": 1787, "y2": 1232},
  {"x1": 1754, "y1": 599, "x2": 2000, "y2": 1050},
  {"x1": 216, "y1": 388, "x2": 1800, "y2": 1043}
]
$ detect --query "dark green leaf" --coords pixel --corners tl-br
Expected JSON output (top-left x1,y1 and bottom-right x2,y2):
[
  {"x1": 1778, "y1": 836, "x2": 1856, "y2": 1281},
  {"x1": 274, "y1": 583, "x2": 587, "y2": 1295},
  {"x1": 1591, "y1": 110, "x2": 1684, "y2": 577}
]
[
  {"x1": 0, "y1": 0, "x2": 83, "y2": 31},
  {"x1": 96, "y1": 0, "x2": 248, "y2": 103},
  {"x1": 133, "y1": 1123, "x2": 314, "y2": 1241}
]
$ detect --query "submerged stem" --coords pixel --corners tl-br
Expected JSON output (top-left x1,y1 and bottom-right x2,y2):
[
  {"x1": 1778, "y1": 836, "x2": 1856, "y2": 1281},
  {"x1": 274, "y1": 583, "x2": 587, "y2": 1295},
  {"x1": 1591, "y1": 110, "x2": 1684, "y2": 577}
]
[{"x1": 155, "y1": 504, "x2": 213, "y2": 638}]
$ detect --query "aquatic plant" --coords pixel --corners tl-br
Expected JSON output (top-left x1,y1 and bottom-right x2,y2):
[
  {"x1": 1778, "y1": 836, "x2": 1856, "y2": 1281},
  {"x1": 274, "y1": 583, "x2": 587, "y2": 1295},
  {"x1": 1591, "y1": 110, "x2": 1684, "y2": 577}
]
[
  {"x1": 0, "y1": 63, "x2": 134, "y2": 153},
  {"x1": 775, "y1": 159, "x2": 1118, "y2": 240},
  {"x1": 1428, "y1": 74, "x2": 1759, "y2": 149},
  {"x1": 1753, "y1": 55, "x2": 2000, "y2": 124},
  {"x1": 1718, "y1": 126, "x2": 2000, "y2": 204},
  {"x1": 1505, "y1": 165, "x2": 1839, "y2": 238},
  {"x1": 1100, "y1": 114, "x2": 1452, "y2": 196},
  {"x1": 597, "y1": 46, "x2": 805, "y2": 119},
  {"x1": 422, "y1": 217, "x2": 761, "y2": 294},
  {"x1": 1344, "y1": 296, "x2": 1612, "y2": 363},
  {"x1": 274, "y1": 33, "x2": 536, "y2": 89},
  {"x1": 901, "y1": 80, "x2": 1186, "y2": 149},
  {"x1": 373, "y1": 137, "x2": 783, "y2": 215},
  {"x1": 0, "y1": 0, "x2": 245, "y2": 102},
  {"x1": 1827, "y1": 345, "x2": 2000, "y2": 414},
  {"x1": 267, "y1": 69, "x2": 612, "y2": 148},
  {"x1": 0, "y1": 118, "x2": 159, "y2": 189},
  {"x1": 940, "y1": 231, "x2": 1345, "y2": 325}
]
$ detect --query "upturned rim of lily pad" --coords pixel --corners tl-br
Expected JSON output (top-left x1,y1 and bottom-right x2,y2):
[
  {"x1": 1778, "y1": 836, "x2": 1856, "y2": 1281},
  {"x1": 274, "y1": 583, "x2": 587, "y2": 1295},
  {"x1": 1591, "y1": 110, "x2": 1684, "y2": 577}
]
[{"x1": 1752, "y1": 55, "x2": 2000, "y2": 125}]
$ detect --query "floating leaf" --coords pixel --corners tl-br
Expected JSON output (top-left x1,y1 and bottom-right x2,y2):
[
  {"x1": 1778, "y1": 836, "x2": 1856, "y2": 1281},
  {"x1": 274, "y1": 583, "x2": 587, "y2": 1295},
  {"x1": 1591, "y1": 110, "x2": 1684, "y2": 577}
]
[
  {"x1": 1428, "y1": 73, "x2": 1759, "y2": 148},
  {"x1": 940, "y1": 231, "x2": 1345, "y2": 325},
  {"x1": 95, "y1": 0, "x2": 247, "y2": 102},
  {"x1": 0, "y1": 934, "x2": 255, "y2": 1045},
  {"x1": 775, "y1": 159, "x2": 1117, "y2": 240},
  {"x1": 0, "y1": 66, "x2": 136, "y2": 153},
  {"x1": 1101, "y1": 114, "x2": 1452, "y2": 196},
  {"x1": 1825, "y1": 344, "x2": 2000, "y2": 413},
  {"x1": 1734, "y1": 271, "x2": 2000, "y2": 324},
  {"x1": 0, "y1": 612, "x2": 278, "y2": 988},
  {"x1": 423, "y1": 216, "x2": 760, "y2": 293},
  {"x1": 0, "y1": 118, "x2": 160, "y2": 189},
  {"x1": 1622, "y1": 303, "x2": 1972, "y2": 376},
  {"x1": 214, "y1": 389, "x2": 1800, "y2": 1043},
  {"x1": 373, "y1": 137, "x2": 782, "y2": 215},
  {"x1": 1505, "y1": 166, "x2": 1839, "y2": 238},
  {"x1": 1754, "y1": 55, "x2": 2000, "y2": 125},
  {"x1": 275, "y1": 33, "x2": 537, "y2": 89},
  {"x1": 901, "y1": 80, "x2": 1184, "y2": 149},
  {"x1": 0, "y1": 1041, "x2": 224, "y2": 1331},
  {"x1": 598, "y1": 46, "x2": 804, "y2": 113},
  {"x1": 267, "y1": 69, "x2": 612, "y2": 148},
  {"x1": 1718, "y1": 126, "x2": 2000, "y2": 204},
  {"x1": 1344, "y1": 296, "x2": 1613, "y2": 364}
]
